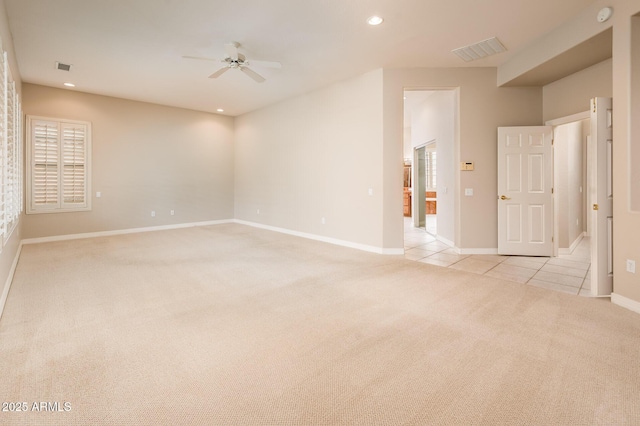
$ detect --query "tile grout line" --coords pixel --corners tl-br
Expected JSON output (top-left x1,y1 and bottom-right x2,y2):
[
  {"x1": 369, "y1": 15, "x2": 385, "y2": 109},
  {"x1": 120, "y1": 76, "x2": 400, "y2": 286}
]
[{"x1": 404, "y1": 240, "x2": 591, "y2": 297}]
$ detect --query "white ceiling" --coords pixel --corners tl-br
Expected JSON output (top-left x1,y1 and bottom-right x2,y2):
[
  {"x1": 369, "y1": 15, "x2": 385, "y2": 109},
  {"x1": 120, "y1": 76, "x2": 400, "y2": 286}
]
[{"x1": 4, "y1": 0, "x2": 598, "y2": 116}]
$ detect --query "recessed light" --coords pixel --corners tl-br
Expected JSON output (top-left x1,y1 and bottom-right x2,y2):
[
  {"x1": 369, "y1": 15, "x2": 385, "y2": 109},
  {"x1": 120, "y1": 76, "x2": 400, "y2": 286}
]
[
  {"x1": 216, "y1": 108, "x2": 224, "y2": 113},
  {"x1": 63, "y1": 82, "x2": 75, "y2": 87},
  {"x1": 367, "y1": 16, "x2": 384, "y2": 26}
]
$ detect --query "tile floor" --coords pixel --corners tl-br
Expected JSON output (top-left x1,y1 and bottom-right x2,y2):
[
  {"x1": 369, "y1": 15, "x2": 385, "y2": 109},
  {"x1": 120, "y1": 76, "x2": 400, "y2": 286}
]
[{"x1": 404, "y1": 217, "x2": 592, "y2": 296}]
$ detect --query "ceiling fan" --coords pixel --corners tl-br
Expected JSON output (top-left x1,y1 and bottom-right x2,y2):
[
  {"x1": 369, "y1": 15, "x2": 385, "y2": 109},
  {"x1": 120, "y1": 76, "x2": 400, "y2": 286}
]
[{"x1": 183, "y1": 42, "x2": 281, "y2": 83}]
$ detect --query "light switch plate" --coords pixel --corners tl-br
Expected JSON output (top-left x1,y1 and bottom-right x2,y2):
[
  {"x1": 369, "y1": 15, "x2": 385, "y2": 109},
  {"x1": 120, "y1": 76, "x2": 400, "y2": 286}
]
[
  {"x1": 627, "y1": 259, "x2": 636, "y2": 273},
  {"x1": 465, "y1": 188, "x2": 473, "y2": 196}
]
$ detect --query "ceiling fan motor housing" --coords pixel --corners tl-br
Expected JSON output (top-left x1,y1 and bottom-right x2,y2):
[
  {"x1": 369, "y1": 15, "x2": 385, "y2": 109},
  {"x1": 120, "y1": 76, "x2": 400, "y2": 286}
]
[{"x1": 226, "y1": 53, "x2": 246, "y2": 68}]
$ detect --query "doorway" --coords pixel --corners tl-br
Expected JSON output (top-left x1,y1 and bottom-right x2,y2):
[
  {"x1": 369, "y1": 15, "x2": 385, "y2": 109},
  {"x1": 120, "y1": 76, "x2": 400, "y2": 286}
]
[{"x1": 403, "y1": 89, "x2": 456, "y2": 246}]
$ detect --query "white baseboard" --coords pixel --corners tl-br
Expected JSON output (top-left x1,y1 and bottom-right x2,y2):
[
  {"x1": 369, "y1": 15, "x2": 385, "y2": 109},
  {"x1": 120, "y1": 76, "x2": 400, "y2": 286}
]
[
  {"x1": 19, "y1": 218, "x2": 404, "y2": 255},
  {"x1": 21, "y1": 220, "x2": 235, "y2": 245},
  {"x1": 611, "y1": 293, "x2": 640, "y2": 315},
  {"x1": 0, "y1": 242, "x2": 23, "y2": 321},
  {"x1": 233, "y1": 220, "x2": 403, "y2": 255},
  {"x1": 436, "y1": 235, "x2": 455, "y2": 248},
  {"x1": 559, "y1": 232, "x2": 586, "y2": 255}
]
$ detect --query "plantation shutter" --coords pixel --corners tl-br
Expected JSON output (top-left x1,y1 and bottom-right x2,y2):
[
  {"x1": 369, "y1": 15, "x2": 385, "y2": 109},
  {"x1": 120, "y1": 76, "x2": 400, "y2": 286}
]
[
  {"x1": 61, "y1": 123, "x2": 87, "y2": 208},
  {"x1": 31, "y1": 120, "x2": 60, "y2": 211},
  {"x1": 28, "y1": 116, "x2": 90, "y2": 213},
  {"x1": 0, "y1": 51, "x2": 5, "y2": 241},
  {"x1": 16, "y1": 101, "x2": 22, "y2": 216},
  {"x1": 6, "y1": 79, "x2": 15, "y2": 225}
]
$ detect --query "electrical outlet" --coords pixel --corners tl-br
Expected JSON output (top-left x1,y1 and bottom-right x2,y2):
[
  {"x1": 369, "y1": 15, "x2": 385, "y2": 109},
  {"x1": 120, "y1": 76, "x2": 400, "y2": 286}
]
[
  {"x1": 151, "y1": 211, "x2": 156, "y2": 217},
  {"x1": 256, "y1": 209, "x2": 260, "y2": 214},
  {"x1": 321, "y1": 217, "x2": 326, "y2": 225},
  {"x1": 627, "y1": 259, "x2": 636, "y2": 274},
  {"x1": 96, "y1": 191, "x2": 101, "y2": 198},
  {"x1": 170, "y1": 210, "x2": 175, "y2": 216}
]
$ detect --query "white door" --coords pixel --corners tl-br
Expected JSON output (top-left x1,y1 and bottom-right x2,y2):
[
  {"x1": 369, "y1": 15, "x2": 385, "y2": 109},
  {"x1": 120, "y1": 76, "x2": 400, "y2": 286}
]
[
  {"x1": 498, "y1": 126, "x2": 554, "y2": 256},
  {"x1": 590, "y1": 97, "x2": 613, "y2": 296}
]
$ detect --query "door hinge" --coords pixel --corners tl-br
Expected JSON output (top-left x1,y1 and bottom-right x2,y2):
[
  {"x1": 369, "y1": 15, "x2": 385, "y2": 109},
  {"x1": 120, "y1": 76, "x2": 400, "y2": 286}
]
[
  {"x1": 552, "y1": 236, "x2": 554, "y2": 243},
  {"x1": 551, "y1": 187, "x2": 554, "y2": 194}
]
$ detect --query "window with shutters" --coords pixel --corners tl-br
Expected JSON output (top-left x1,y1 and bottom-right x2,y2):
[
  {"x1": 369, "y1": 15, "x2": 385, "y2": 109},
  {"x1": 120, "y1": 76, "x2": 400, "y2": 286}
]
[
  {"x1": 425, "y1": 149, "x2": 437, "y2": 190},
  {"x1": 0, "y1": 48, "x2": 23, "y2": 246},
  {"x1": 5, "y1": 80, "x2": 16, "y2": 233},
  {"x1": 26, "y1": 116, "x2": 91, "y2": 214},
  {"x1": 0, "y1": 51, "x2": 6, "y2": 243}
]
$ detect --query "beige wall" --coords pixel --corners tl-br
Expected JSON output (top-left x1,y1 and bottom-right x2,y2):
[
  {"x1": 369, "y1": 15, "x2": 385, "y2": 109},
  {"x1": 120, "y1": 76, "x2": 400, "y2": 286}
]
[
  {"x1": 631, "y1": 15, "x2": 640, "y2": 212},
  {"x1": 21, "y1": 84, "x2": 235, "y2": 239},
  {"x1": 234, "y1": 69, "x2": 385, "y2": 249},
  {"x1": 611, "y1": 2, "x2": 640, "y2": 305},
  {"x1": 543, "y1": 59, "x2": 612, "y2": 122},
  {"x1": 383, "y1": 68, "x2": 542, "y2": 250}
]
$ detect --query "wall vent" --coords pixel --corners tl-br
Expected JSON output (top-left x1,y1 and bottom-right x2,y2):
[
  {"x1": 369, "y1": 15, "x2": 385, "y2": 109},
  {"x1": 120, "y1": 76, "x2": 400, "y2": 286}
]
[
  {"x1": 452, "y1": 37, "x2": 506, "y2": 62},
  {"x1": 55, "y1": 62, "x2": 72, "y2": 71}
]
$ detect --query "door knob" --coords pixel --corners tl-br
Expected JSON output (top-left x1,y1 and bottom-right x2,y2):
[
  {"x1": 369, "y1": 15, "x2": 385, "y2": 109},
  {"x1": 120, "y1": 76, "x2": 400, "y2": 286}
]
[
  {"x1": 500, "y1": 195, "x2": 511, "y2": 200},
  {"x1": 593, "y1": 204, "x2": 599, "y2": 210}
]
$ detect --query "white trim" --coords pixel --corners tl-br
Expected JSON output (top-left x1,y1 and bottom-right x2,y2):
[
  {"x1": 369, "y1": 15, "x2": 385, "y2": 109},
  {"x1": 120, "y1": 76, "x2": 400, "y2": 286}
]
[
  {"x1": 611, "y1": 293, "x2": 640, "y2": 314},
  {"x1": 233, "y1": 219, "x2": 403, "y2": 255},
  {"x1": 21, "y1": 220, "x2": 234, "y2": 245},
  {"x1": 545, "y1": 110, "x2": 590, "y2": 126},
  {"x1": 17, "y1": 218, "x2": 405, "y2": 255},
  {"x1": 0, "y1": 240, "x2": 22, "y2": 321},
  {"x1": 436, "y1": 235, "x2": 454, "y2": 248},
  {"x1": 559, "y1": 232, "x2": 586, "y2": 255}
]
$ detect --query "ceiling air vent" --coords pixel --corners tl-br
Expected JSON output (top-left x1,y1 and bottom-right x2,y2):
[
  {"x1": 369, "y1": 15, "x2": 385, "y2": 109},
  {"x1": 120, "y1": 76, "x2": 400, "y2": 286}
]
[
  {"x1": 452, "y1": 37, "x2": 506, "y2": 62},
  {"x1": 55, "y1": 61, "x2": 72, "y2": 71}
]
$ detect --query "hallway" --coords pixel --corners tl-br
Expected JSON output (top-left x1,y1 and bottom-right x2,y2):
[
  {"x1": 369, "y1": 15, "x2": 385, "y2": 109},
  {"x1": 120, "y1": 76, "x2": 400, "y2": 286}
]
[{"x1": 404, "y1": 218, "x2": 592, "y2": 296}]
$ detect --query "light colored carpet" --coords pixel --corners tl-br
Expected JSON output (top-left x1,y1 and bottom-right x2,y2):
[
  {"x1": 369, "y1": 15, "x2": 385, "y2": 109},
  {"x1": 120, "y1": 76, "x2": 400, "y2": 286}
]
[{"x1": 0, "y1": 223, "x2": 639, "y2": 425}]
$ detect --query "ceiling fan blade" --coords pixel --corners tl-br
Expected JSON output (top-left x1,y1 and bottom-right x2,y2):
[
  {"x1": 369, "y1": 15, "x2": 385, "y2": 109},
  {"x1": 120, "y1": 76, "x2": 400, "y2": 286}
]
[
  {"x1": 209, "y1": 67, "x2": 230, "y2": 78},
  {"x1": 240, "y1": 66, "x2": 265, "y2": 83},
  {"x1": 246, "y1": 59, "x2": 282, "y2": 69},
  {"x1": 182, "y1": 55, "x2": 220, "y2": 62},
  {"x1": 225, "y1": 42, "x2": 239, "y2": 60}
]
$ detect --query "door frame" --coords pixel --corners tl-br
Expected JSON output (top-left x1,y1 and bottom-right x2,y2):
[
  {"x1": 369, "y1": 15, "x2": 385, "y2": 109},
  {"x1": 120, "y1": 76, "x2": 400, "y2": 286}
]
[
  {"x1": 545, "y1": 110, "x2": 590, "y2": 258},
  {"x1": 402, "y1": 86, "x2": 459, "y2": 247},
  {"x1": 545, "y1": 103, "x2": 613, "y2": 297}
]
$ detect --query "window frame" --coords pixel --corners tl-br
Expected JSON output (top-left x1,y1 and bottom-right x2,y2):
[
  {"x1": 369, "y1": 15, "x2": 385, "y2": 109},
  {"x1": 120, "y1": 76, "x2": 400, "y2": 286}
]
[{"x1": 26, "y1": 115, "x2": 92, "y2": 215}]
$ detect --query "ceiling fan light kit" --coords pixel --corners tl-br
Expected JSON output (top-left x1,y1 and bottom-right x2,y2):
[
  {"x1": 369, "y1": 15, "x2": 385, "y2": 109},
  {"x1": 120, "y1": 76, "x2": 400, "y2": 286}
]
[{"x1": 183, "y1": 41, "x2": 281, "y2": 83}]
